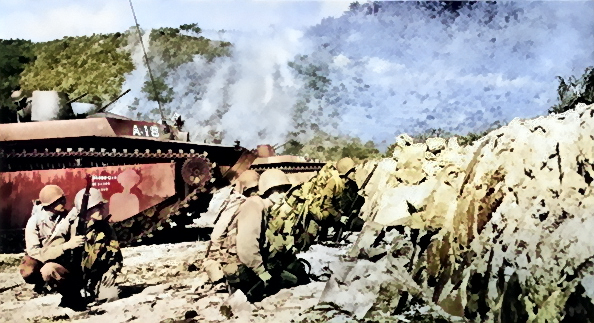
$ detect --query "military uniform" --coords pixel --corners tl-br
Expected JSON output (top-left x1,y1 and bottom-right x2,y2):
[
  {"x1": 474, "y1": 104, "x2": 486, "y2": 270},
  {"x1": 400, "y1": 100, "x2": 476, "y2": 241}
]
[
  {"x1": 44, "y1": 188, "x2": 123, "y2": 305},
  {"x1": 202, "y1": 170, "x2": 259, "y2": 283},
  {"x1": 11, "y1": 90, "x2": 32, "y2": 122},
  {"x1": 20, "y1": 204, "x2": 68, "y2": 287},
  {"x1": 337, "y1": 177, "x2": 365, "y2": 232},
  {"x1": 208, "y1": 192, "x2": 248, "y2": 261},
  {"x1": 220, "y1": 196, "x2": 309, "y2": 302},
  {"x1": 267, "y1": 163, "x2": 345, "y2": 249},
  {"x1": 335, "y1": 157, "x2": 365, "y2": 234},
  {"x1": 215, "y1": 169, "x2": 309, "y2": 302},
  {"x1": 19, "y1": 185, "x2": 73, "y2": 293},
  {"x1": 59, "y1": 208, "x2": 122, "y2": 301},
  {"x1": 220, "y1": 196, "x2": 270, "y2": 296}
]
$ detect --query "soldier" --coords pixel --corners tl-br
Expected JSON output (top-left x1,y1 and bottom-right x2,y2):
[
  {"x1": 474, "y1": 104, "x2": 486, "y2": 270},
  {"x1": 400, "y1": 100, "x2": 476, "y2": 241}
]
[
  {"x1": 335, "y1": 157, "x2": 365, "y2": 232},
  {"x1": 310, "y1": 157, "x2": 365, "y2": 243},
  {"x1": 18, "y1": 185, "x2": 86, "y2": 295},
  {"x1": 219, "y1": 169, "x2": 309, "y2": 302},
  {"x1": 44, "y1": 187, "x2": 123, "y2": 309},
  {"x1": 201, "y1": 170, "x2": 260, "y2": 283},
  {"x1": 10, "y1": 89, "x2": 32, "y2": 122}
]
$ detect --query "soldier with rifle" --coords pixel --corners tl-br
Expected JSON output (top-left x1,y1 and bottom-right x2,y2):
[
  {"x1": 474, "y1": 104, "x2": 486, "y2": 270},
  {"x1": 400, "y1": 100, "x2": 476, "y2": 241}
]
[
  {"x1": 312, "y1": 157, "x2": 370, "y2": 243},
  {"x1": 19, "y1": 185, "x2": 85, "y2": 295},
  {"x1": 41, "y1": 176, "x2": 123, "y2": 310},
  {"x1": 216, "y1": 169, "x2": 310, "y2": 302},
  {"x1": 10, "y1": 89, "x2": 32, "y2": 122}
]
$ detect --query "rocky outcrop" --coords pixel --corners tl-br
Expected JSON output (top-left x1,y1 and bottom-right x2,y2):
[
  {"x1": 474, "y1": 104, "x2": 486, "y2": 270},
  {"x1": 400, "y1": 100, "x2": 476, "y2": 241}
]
[{"x1": 319, "y1": 103, "x2": 594, "y2": 322}]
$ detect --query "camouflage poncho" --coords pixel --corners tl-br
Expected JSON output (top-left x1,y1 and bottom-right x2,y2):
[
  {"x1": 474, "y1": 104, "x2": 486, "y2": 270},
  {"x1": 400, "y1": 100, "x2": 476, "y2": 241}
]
[
  {"x1": 80, "y1": 218, "x2": 123, "y2": 300},
  {"x1": 264, "y1": 163, "x2": 345, "y2": 259}
]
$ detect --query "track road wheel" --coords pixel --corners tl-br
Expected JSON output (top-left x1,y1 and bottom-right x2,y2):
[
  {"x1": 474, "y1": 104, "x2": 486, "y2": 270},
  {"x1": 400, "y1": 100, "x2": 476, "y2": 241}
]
[{"x1": 182, "y1": 156, "x2": 214, "y2": 189}]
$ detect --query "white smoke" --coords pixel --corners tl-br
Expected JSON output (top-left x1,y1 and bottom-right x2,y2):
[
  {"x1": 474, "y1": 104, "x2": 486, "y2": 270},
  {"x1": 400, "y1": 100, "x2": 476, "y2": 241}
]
[
  {"x1": 299, "y1": 1, "x2": 594, "y2": 149},
  {"x1": 110, "y1": 27, "x2": 312, "y2": 149},
  {"x1": 109, "y1": 1, "x2": 594, "y2": 151},
  {"x1": 110, "y1": 29, "x2": 158, "y2": 120}
]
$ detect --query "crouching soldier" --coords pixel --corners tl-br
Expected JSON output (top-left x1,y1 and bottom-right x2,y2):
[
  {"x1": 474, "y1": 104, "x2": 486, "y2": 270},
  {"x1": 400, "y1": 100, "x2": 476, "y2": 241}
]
[
  {"x1": 19, "y1": 185, "x2": 85, "y2": 295},
  {"x1": 42, "y1": 187, "x2": 123, "y2": 309},
  {"x1": 201, "y1": 170, "x2": 260, "y2": 284},
  {"x1": 218, "y1": 169, "x2": 310, "y2": 303}
]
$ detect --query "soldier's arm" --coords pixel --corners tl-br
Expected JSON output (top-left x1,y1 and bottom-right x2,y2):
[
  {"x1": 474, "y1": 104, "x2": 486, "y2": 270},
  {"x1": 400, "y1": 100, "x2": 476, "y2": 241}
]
[
  {"x1": 24, "y1": 212, "x2": 44, "y2": 261},
  {"x1": 319, "y1": 177, "x2": 343, "y2": 222},
  {"x1": 38, "y1": 237, "x2": 69, "y2": 263},
  {"x1": 235, "y1": 198, "x2": 267, "y2": 275},
  {"x1": 210, "y1": 196, "x2": 242, "y2": 241},
  {"x1": 37, "y1": 210, "x2": 77, "y2": 262}
]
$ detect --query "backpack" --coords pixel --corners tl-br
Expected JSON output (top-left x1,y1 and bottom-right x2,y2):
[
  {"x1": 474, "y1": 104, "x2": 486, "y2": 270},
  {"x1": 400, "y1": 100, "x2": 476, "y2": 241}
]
[{"x1": 264, "y1": 163, "x2": 345, "y2": 259}]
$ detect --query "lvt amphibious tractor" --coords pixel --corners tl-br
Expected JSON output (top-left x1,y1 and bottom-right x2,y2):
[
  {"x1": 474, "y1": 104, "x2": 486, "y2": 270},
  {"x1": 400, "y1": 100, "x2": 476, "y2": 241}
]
[
  {"x1": 0, "y1": 91, "x2": 329, "y2": 253},
  {"x1": 0, "y1": 91, "x2": 257, "y2": 252}
]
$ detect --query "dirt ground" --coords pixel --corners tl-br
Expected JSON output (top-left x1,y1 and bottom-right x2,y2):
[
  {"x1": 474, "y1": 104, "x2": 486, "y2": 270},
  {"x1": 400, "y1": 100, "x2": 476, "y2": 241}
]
[{"x1": 0, "y1": 241, "x2": 348, "y2": 323}]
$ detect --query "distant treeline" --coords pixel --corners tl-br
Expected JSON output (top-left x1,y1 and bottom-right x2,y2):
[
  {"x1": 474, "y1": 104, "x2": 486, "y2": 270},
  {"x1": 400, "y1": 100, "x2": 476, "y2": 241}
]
[{"x1": 0, "y1": 24, "x2": 230, "y2": 122}]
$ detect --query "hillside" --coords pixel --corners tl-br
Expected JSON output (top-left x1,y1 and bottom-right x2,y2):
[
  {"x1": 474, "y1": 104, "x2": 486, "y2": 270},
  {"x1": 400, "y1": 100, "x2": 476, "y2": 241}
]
[{"x1": 0, "y1": 24, "x2": 230, "y2": 115}]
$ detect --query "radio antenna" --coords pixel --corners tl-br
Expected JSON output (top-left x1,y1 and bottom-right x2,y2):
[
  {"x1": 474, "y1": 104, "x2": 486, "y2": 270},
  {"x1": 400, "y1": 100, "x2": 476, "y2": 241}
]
[{"x1": 128, "y1": 0, "x2": 167, "y2": 124}]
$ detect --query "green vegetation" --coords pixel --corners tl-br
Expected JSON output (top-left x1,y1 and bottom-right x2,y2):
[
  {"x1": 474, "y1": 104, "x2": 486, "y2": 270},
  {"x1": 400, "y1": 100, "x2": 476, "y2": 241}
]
[
  {"x1": 0, "y1": 39, "x2": 37, "y2": 107},
  {"x1": 135, "y1": 25, "x2": 232, "y2": 120},
  {"x1": 548, "y1": 66, "x2": 594, "y2": 115},
  {"x1": 0, "y1": 23, "x2": 231, "y2": 123},
  {"x1": 2, "y1": 22, "x2": 592, "y2": 161},
  {"x1": 281, "y1": 130, "x2": 381, "y2": 162},
  {"x1": 0, "y1": 39, "x2": 38, "y2": 122},
  {"x1": 19, "y1": 33, "x2": 134, "y2": 105},
  {"x1": 148, "y1": 26, "x2": 231, "y2": 69},
  {"x1": 142, "y1": 75, "x2": 174, "y2": 104}
]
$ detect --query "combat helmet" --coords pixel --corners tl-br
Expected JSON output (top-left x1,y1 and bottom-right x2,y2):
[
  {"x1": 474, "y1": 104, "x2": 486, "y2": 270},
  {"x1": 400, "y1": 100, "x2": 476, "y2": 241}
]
[
  {"x1": 236, "y1": 169, "x2": 260, "y2": 194},
  {"x1": 11, "y1": 90, "x2": 26, "y2": 103},
  {"x1": 258, "y1": 169, "x2": 291, "y2": 196},
  {"x1": 39, "y1": 185, "x2": 65, "y2": 206},
  {"x1": 336, "y1": 157, "x2": 356, "y2": 176},
  {"x1": 74, "y1": 187, "x2": 108, "y2": 211}
]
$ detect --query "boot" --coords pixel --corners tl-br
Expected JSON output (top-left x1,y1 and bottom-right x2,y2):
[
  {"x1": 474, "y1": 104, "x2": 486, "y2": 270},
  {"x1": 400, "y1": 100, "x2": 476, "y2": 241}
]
[
  {"x1": 56, "y1": 284, "x2": 87, "y2": 311},
  {"x1": 33, "y1": 282, "x2": 48, "y2": 295},
  {"x1": 58, "y1": 292, "x2": 87, "y2": 312}
]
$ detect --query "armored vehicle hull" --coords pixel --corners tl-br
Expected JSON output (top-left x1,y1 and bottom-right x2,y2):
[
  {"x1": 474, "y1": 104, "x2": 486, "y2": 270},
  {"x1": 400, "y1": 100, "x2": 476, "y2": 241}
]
[
  {"x1": 0, "y1": 116, "x2": 257, "y2": 253},
  {"x1": 248, "y1": 144, "x2": 327, "y2": 185}
]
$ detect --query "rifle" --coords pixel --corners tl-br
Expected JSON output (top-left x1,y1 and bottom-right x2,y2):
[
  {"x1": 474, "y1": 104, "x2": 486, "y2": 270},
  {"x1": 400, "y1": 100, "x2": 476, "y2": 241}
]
[
  {"x1": 333, "y1": 163, "x2": 378, "y2": 243},
  {"x1": 72, "y1": 174, "x2": 93, "y2": 299},
  {"x1": 76, "y1": 175, "x2": 93, "y2": 236}
]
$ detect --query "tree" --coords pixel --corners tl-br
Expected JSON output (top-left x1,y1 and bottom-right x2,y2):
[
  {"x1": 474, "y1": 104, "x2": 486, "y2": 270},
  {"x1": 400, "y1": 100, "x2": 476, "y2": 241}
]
[
  {"x1": 179, "y1": 23, "x2": 202, "y2": 35},
  {"x1": 137, "y1": 26, "x2": 232, "y2": 112},
  {"x1": 348, "y1": 1, "x2": 381, "y2": 15},
  {"x1": 19, "y1": 33, "x2": 134, "y2": 105},
  {"x1": 282, "y1": 139, "x2": 305, "y2": 156},
  {"x1": 148, "y1": 26, "x2": 231, "y2": 69},
  {"x1": 0, "y1": 39, "x2": 37, "y2": 108},
  {"x1": 282, "y1": 130, "x2": 381, "y2": 162},
  {"x1": 548, "y1": 66, "x2": 594, "y2": 115},
  {"x1": 141, "y1": 75, "x2": 174, "y2": 104}
]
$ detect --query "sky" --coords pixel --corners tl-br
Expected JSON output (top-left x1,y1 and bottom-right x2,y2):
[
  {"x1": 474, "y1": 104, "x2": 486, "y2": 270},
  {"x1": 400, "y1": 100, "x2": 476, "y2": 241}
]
[{"x1": 0, "y1": 0, "x2": 351, "y2": 41}]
